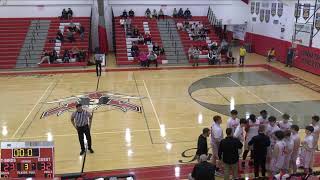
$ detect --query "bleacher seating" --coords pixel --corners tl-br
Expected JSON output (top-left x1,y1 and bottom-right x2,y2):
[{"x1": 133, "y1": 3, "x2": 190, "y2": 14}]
[
  {"x1": 114, "y1": 16, "x2": 165, "y2": 66},
  {"x1": 0, "y1": 18, "x2": 31, "y2": 69}
]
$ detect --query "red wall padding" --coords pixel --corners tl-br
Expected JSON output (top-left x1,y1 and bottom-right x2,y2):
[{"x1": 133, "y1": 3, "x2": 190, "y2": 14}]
[{"x1": 295, "y1": 45, "x2": 320, "y2": 75}]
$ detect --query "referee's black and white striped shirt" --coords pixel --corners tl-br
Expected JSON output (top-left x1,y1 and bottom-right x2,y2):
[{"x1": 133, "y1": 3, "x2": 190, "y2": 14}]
[{"x1": 71, "y1": 110, "x2": 92, "y2": 127}]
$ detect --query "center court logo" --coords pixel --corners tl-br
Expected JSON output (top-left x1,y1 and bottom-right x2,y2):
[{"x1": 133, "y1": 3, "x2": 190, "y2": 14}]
[{"x1": 40, "y1": 91, "x2": 144, "y2": 119}]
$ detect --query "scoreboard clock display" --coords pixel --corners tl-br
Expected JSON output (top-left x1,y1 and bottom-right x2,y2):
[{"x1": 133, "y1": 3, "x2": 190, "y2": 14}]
[{"x1": 0, "y1": 141, "x2": 54, "y2": 178}]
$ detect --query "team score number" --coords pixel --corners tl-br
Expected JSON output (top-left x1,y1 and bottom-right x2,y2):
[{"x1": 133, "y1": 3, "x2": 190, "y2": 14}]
[
  {"x1": 37, "y1": 162, "x2": 52, "y2": 171},
  {"x1": 1, "y1": 162, "x2": 15, "y2": 171}
]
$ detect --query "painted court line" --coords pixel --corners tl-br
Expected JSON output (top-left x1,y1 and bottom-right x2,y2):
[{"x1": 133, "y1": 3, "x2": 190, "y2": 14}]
[
  {"x1": 11, "y1": 82, "x2": 54, "y2": 138},
  {"x1": 142, "y1": 80, "x2": 162, "y2": 127}
]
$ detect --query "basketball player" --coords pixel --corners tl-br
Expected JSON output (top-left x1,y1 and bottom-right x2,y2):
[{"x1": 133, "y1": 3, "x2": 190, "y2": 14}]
[
  {"x1": 257, "y1": 110, "x2": 268, "y2": 125},
  {"x1": 283, "y1": 130, "x2": 294, "y2": 173},
  {"x1": 227, "y1": 110, "x2": 239, "y2": 133},
  {"x1": 270, "y1": 130, "x2": 285, "y2": 176},
  {"x1": 242, "y1": 114, "x2": 259, "y2": 167},
  {"x1": 300, "y1": 126, "x2": 315, "y2": 173},
  {"x1": 311, "y1": 115, "x2": 320, "y2": 150},
  {"x1": 211, "y1": 115, "x2": 223, "y2": 168},
  {"x1": 266, "y1": 116, "x2": 280, "y2": 171},
  {"x1": 234, "y1": 118, "x2": 247, "y2": 155},
  {"x1": 278, "y1": 113, "x2": 292, "y2": 131},
  {"x1": 290, "y1": 125, "x2": 300, "y2": 173}
]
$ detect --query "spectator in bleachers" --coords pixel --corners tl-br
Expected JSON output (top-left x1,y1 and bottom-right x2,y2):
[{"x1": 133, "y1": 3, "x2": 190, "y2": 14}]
[
  {"x1": 78, "y1": 49, "x2": 86, "y2": 62},
  {"x1": 188, "y1": 154, "x2": 215, "y2": 180},
  {"x1": 173, "y1": 8, "x2": 178, "y2": 18},
  {"x1": 66, "y1": 29, "x2": 75, "y2": 42},
  {"x1": 77, "y1": 25, "x2": 85, "y2": 41},
  {"x1": 126, "y1": 18, "x2": 132, "y2": 29},
  {"x1": 144, "y1": 32, "x2": 152, "y2": 44},
  {"x1": 208, "y1": 49, "x2": 217, "y2": 65},
  {"x1": 131, "y1": 42, "x2": 139, "y2": 57},
  {"x1": 192, "y1": 47, "x2": 200, "y2": 67},
  {"x1": 129, "y1": 9, "x2": 134, "y2": 17},
  {"x1": 69, "y1": 22, "x2": 77, "y2": 32},
  {"x1": 188, "y1": 45, "x2": 194, "y2": 61},
  {"x1": 177, "y1": 22, "x2": 183, "y2": 30},
  {"x1": 148, "y1": 51, "x2": 158, "y2": 67},
  {"x1": 38, "y1": 50, "x2": 50, "y2": 64},
  {"x1": 63, "y1": 49, "x2": 70, "y2": 63},
  {"x1": 120, "y1": 18, "x2": 125, "y2": 27},
  {"x1": 152, "y1": 9, "x2": 158, "y2": 19},
  {"x1": 56, "y1": 30, "x2": 64, "y2": 42},
  {"x1": 152, "y1": 43, "x2": 160, "y2": 55},
  {"x1": 122, "y1": 9, "x2": 128, "y2": 18},
  {"x1": 267, "y1": 48, "x2": 276, "y2": 62},
  {"x1": 210, "y1": 42, "x2": 218, "y2": 51},
  {"x1": 61, "y1": 9, "x2": 68, "y2": 20},
  {"x1": 138, "y1": 33, "x2": 144, "y2": 44},
  {"x1": 178, "y1": 8, "x2": 184, "y2": 18},
  {"x1": 145, "y1": 8, "x2": 152, "y2": 19},
  {"x1": 67, "y1": 8, "x2": 73, "y2": 19},
  {"x1": 226, "y1": 50, "x2": 235, "y2": 64},
  {"x1": 132, "y1": 26, "x2": 139, "y2": 38},
  {"x1": 160, "y1": 46, "x2": 165, "y2": 55},
  {"x1": 139, "y1": 52, "x2": 148, "y2": 67},
  {"x1": 184, "y1": 8, "x2": 192, "y2": 19},
  {"x1": 50, "y1": 50, "x2": 58, "y2": 63},
  {"x1": 158, "y1": 9, "x2": 165, "y2": 19}
]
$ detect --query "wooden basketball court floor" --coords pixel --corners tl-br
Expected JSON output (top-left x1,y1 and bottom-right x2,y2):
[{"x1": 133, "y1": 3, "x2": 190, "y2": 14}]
[{"x1": 1, "y1": 54, "x2": 320, "y2": 177}]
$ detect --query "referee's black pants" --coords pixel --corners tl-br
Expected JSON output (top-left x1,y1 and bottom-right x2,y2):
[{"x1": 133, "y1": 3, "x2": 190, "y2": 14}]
[
  {"x1": 77, "y1": 125, "x2": 92, "y2": 151},
  {"x1": 96, "y1": 62, "x2": 102, "y2": 76},
  {"x1": 254, "y1": 156, "x2": 266, "y2": 177}
]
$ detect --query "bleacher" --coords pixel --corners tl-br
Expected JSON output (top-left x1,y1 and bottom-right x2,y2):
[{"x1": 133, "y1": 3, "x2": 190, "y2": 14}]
[
  {"x1": 0, "y1": 18, "x2": 31, "y2": 69},
  {"x1": 114, "y1": 16, "x2": 165, "y2": 66}
]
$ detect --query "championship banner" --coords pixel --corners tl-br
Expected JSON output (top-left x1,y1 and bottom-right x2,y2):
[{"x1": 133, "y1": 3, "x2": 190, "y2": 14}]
[
  {"x1": 295, "y1": 3, "x2": 302, "y2": 18},
  {"x1": 260, "y1": 9, "x2": 265, "y2": 22},
  {"x1": 278, "y1": 3, "x2": 283, "y2": 17},
  {"x1": 256, "y1": 2, "x2": 260, "y2": 15},
  {"x1": 315, "y1": 13, "x2": 320, "y2": 31},
  {"x1": 303, "y1": 3, "x2": 311, "y2": 20},
  {"x1": 271, "y1": 3, "x2": 277, "y2": 16},
  {"x1": 265, "y1": 10, "x2": 271, "y2": 23},
  {"x1": 251, "y1": 2, "x2": 255, "y2": 14}
]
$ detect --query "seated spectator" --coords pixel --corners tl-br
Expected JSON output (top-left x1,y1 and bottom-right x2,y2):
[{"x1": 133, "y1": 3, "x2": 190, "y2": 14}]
[
  {"x1": 178, "y1": 8, "x2": 184, "y2": 18},
  {"x1": 38, "y1": 50, "x2": 50, "y2": 64},
  {"x1": 173, "y1": 8, "x2": 178, "y2": 18},
  {"x1": 120, "y1": 18, "x2": 125, "y2": 27},
  {"x1": 208, "y1": 49, "x2": 217, "y2": 65},
  {"x1": 177, "y1": 22, "x2": 183, "y2": 30},
  {"x1": 126, "y1": 18, "x2": 132, "y2": 29},
  {"x1": 139, "y1": 52, "x2": 148, "y2": 67},
  {"x1": 129, "y1": 9, "x2": 134, "y2": 17},
  {"x1": 56, "y1": 30, "x2": 64, "y2": 42},
  {"x1": 63, "y1": 49, "x2": 70, "y2": 63},
  {"x1": 188, "y1": 45, "x2": 194, "y2": 61},
  {"x1": 144, "y1": 32, "x2": 152, "y2": 44},
  {"x1": 138, "y1": 33, "x2": 144, "y2": 44},
  {"x1": 226, "y1": 50, "x2": 235, "y2": 64},
  {"x1": 131, "y1": 42, "x2": 139, "y2": 57},
  {"x1": 132, "y1": 26, "x2": 139, "y2": 38},
  {"x1": 188, "y1": 154, "x2": 215, "y2": 180},
  {"x1": 61, "y1": 9, "x2": 68, "y2": 20},
  {"x1": 66, "y1": 29, "x2": 75, "y2": 42},
  {"x1": 78, "y1": 49, "x2": 86, "y2": 61},
  {"x1": 122, "y1": 9, "x2": 128, "y2": 18},
  {"x1": 153, "y1": 43, "x2": 160, "y2": 55},
  {"x1": 67, "y1": 8, "x2": 73, "y2": 19},
  {"x1": 77, "y1": 25, "x2": 85, "y2": 41},
  {"x1": 192, "y1": 47, "x2": 200, "y2": 66},
  {"x1": 152, "y1": 9, "x2": 158, "y2": 19},
  {"x1": 68, "y1": 22, "x2": 77, "y2": 32},
  {"x1": 184, "y1": 8, "x2": 192, "y2": 19},
  {"x1": 148, "y1": 51, "x2": 158, "y2": 67},
  {"x1": 158, "y1": 9, "x2": 165, "y2": 19},
  {"x1": 210, "y1": 42, "x2": 218, "y2": 50},
  {"x1": 159, "y1": 46, "x2": 165, "y2": 55},
  {"x1": 145, "y1": 8, "x2": 152, "y2": 19},
  {"x1": 71, "y1": 47, "x2": 80, "y2": 59},
  {"x1": 50, "y1": 50, "x2": 58, "y2": 63},
  {"x1": 267, "y1": 48, "x2": 276, "y2": 62}
]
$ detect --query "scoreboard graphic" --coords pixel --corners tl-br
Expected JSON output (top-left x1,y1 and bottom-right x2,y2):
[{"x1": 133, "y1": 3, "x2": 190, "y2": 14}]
[{"x1": 0, "y1": 141, "x2": 54, "y2": 178}]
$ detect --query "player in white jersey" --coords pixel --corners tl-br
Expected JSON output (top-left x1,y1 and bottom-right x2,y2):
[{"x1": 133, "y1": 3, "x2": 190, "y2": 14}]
[
  {"x1": 299, "y1": 125, "x2": 315, "y2": 173},
  {"x1": 283, "y1": 130, "x2": 294, "y2": 173},
  {"x1": 270, "y1": 130, "x2": 286, "y2": 175},
  {"x1": 311, "y1": 115, "x2": 320, "y2": 150},
  {"x1": 234, "y1": 118, "x2": 248, "y2": 155},
  {"x1": 227, "y1": 109, "x2": 239, "y2": 133},
  {"x1": 242, "y1": 114, "x2": 259, "y2": 167},
  {"x1": 278, "y1": 113, "x2": 292, "y2": 131},
  {"x1": 210, "y1": 115, "x2": 223, "y2": 167},
  {"x1": 290, "y1": 125, "x2": 300, "y2": 173},
  {"x1": 265, "y1": 116, "x2": 280, "y2": 171},
  {"x1": 257, "y1": 110, "x2": 268, "y2": 125}
]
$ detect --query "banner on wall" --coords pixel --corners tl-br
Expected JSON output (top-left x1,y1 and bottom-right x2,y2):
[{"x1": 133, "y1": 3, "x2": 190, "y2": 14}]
[
  {"x1": 316, "y1": 13, "x2": 320, "y2": 30},
  {"x1": 251, "y1": 2, "x2": 255, "y2": 14},
  {"x1": 256, "y1": 2, "x2": 260, "y2": 15},
  {"x1": 265, "y1": 10, "x2": 270, "y2": 23},
  {"x1": 271, "y1": 3, "x2": 277, "y2": 16},
  {"x1": 260, "y1": 9, "x2": 265, "y2": 22},
  {"x1": 278, "y1": 3, "x2": 283, "y2": 17},
  {"x1": 295, "y1": 3, "x2": 302, "y2": 18},
  {"x1": 303, "y1": 3, "x2": 311, "y2": 20},
  {"x1": 232, "y1": 24, "x2": 247, "y2": 41},
  {"x1": 295, "y1": 45, "x2": 320, "y2": 75}
]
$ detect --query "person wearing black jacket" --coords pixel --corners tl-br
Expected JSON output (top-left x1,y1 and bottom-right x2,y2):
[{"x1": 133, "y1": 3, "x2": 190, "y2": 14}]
[
  {"x1": 189, "y1": 154, "x2": 215, "y2": 180},
  {"x1": 218, "y1": 128, "x2": 243, "y2": 180},
  {"x1": 248, "y1": 125, "x2": 271, "y2": 177},
  {"x1": 196, "y1": 128, "x2": 210, "y2": 161}
]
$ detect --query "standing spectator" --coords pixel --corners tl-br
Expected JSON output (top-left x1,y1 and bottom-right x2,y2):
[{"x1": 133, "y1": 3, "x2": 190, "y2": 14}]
[
  {"x1": 239, "y1": 46, "x2": 246, "y2": 66},
  {"x1": 122, "y1": 9, "x2": 128, "y2": 18},
  {"x1": 173, "y1": 8, "x2": 178, "y2": 18},
  {"x1": 188, "y1": 154, "x2": 215, "y2": 180},
  {"x1": 71, "y1": 104, "x2": 94, "y2": 155},
  {"x1": 126, "y1": 18, "x2": 132, "y2": 29},
  {"x1": 119, "y1": 18, "x2": 125, "y2": 27},
  {"x1": 178, "y1": 8, "x2": 184, "y2": 18},
  {"x1": 144, "y1": 32, "x2": 152, "y2": 44},
  {"x1": 131, "y1": 42, "x2": 139, "y2": 57},
  {"x1": 152, "y1": 9, "x2": 158, "y2": 19},
  {"x1": 188, "y1": 46, "x2": 194, "y2": 62},
  {"x1": 285, "y1": 47, "x2": 295, "y2": 67},
  {"x1": 67, "y1": 8, "x2": 73, "y2": 19},
  {"x1": 158, "y1": 9, "x2": 165, "y2": 19},
  {"x1": 95, "y1": 52, "x2": 103, "y2": 77},
  {"x1": 207, "y1": 50, "x2": 217, "y2": 65},
  {"x1": 128, "y1": 9, "x2": 134, "y2": 17},
  {"x1": 147, "y1": 51, "x2": 158, "y2": 67},
  {"x1": 78, "y1": 25, "x2": 85, "y2": 41},
  {"x1": 248, "y1": 125, "x2": 271, "y2": 178},
  {"x1": 66, "y1": 29, "x2": 75, "y2": 42},
  {"x1": 152, "y1": 43, "x2": 160, "y2": 55},
  {"x1": 61, "y1": 9, "x2": 68, "y2": 19},
  {"x1": 184, "y1": 8, "x2": 192, "y2": 19},
  {"x1": 218, "y1": 128, "x2": 243, "y2": 180},
  {"x1": 132, "y1": 26, "x2": 139, "y2": 38},
  {"x1": 138, "y1": 34, "x2": 144, "y2": 44},
  {"x1": 196, "y1": 128, "x2": 210, "y2": 160},
  {"x1": 192, "y1": 47, "x2": 200, "y2": 67},
  {"x1": 145, "y1": 8, "x2": 151, "y2": 18},
  {"x1": 139, "y1": 52, "x2": 148, "y2": 67}
]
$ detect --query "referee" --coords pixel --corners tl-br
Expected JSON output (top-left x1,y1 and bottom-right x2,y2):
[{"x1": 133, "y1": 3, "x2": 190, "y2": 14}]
[{"x1": 71, "y1": 104, "x2": 94, "y2": 155}]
